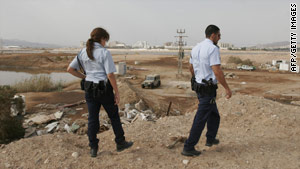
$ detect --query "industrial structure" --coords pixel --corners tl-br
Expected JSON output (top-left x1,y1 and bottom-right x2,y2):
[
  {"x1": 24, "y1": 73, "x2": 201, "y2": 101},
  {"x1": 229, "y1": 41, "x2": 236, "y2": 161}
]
[{"x1": 175, "y1": 29, "x2": 187, "y2": 75}]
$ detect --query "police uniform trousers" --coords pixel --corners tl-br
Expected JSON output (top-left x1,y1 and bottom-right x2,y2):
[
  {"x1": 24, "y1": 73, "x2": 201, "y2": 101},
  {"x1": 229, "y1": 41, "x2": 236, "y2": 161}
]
[
  {"x1": 184, "y1": 89, "x2": 220, "y2": 151},
  {"x1": 85, "y1": 84, "x2": 125, "y2": 149}
]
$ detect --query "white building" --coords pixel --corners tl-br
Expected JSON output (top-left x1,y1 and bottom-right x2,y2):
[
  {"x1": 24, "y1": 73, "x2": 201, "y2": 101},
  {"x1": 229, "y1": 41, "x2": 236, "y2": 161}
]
[
  {"x1": 279, "y1": 63, "x2": 289, "y2": 71},
  {"x1": 132, "y1": 41, "x2": 151, "y2": 49},
  {"x1": 108, "y1": 41, "x2": 127, "y2": 48},
  {"x1": 219, "y1": 42, "x2": 234, "y2": 49}
]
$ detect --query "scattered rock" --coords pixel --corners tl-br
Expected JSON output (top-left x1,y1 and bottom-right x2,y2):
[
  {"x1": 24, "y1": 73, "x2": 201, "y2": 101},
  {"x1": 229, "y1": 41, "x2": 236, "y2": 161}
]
[
  {"x1": 71, "y1": 123, "x2": 80, "y2": 132},
  {"x1": 72, "y1": 152, "x2": 79, "y2": 158},
  {"x1": 183, "y1": 160, "x2": 189, "y2": 165},
  {"x1": 241, "y1": 82, "x2": 247, "y2": 85},
  {"x1": 24, "y1": 127, "x2": 37, "y2": 138},
  {"x1": 37, "y1": 130, "x2": 47, "y2": 136},
  {"x1": 44, "y1": 158, "x2": 49, "y2": 164},
  {"x1": 63, "y1": 108, "x2": 77, "y2": 115},
  {"x1": 45, "y1": 122, "x2": 59, "y2": 133},
  {"x1": 127, "y1": 109, "x2": 140, "y2": 119},
  {"x1": 76, "y1": 108, "x2": 83, "y2": 111},
  {"x1": 81, "y1": 113, "x2": 89, "y2": 118},
  {"x1": 74, "y1": 119, "x2": 88, "y2": 127},
  {"x1": 4, "y1": 163, "x2": 11, "y2": 168},
  {"x1": 291, "y1": 101, "x2": 300, "y2": 105},
  {"x1": 54, "y1": 111, "x2": 64, "y2": 119},
  {"x1": 10, "y1": 94, "x2": 26, "y2": 116},
  {"x1": 64, "y1": 124, "x2": 71, "y2": 133}
]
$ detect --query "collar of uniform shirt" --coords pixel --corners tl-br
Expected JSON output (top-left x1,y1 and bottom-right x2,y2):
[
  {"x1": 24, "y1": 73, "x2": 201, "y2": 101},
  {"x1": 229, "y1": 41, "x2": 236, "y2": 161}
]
[
  {"x1": 93, "y1": 42, "x2": 104, "y2": 48},
  {"x1": 204, "y1": 38, "x2": 213, "y2": 44}
]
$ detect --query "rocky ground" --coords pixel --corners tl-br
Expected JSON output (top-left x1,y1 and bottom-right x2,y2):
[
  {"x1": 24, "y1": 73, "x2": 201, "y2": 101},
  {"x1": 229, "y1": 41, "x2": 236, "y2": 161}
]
[{"x1": 1, "y1": 92, "x2": 299, "y2": 169}]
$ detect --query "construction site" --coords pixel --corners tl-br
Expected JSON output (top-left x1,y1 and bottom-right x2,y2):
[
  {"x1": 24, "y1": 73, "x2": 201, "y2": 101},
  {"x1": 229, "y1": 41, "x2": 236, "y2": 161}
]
[{"x1": 0, "y1": 45, "x2": 300, "y2": 169}]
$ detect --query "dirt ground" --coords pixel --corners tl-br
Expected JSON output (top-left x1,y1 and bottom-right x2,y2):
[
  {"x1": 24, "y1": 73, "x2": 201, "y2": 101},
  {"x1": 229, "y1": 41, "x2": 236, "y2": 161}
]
[{"x1": 0, "y1": 49, "x2": 300, "y2": 168}]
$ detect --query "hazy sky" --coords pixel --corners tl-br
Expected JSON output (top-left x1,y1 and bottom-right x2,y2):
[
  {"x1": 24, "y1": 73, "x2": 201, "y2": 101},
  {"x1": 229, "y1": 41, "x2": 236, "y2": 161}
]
[{"x1": 0, "y1": 0, "x2": 298, "y2": 47}]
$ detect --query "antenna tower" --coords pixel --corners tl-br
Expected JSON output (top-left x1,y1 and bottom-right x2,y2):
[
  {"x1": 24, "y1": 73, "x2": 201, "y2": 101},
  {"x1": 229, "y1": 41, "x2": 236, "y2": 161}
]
[{"x1": 175, "y1": 29, "x2": 187, "y2": 75}]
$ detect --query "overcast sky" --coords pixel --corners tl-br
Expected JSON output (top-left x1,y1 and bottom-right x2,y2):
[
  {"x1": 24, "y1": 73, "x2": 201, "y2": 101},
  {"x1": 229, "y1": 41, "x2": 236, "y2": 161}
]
[{"x1": 0, "y1": 0, "x2": 298, "y2": 47}]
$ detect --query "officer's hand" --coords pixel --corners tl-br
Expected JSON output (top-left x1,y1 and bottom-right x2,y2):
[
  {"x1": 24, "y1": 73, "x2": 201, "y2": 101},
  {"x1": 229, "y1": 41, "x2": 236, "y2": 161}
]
[
  {"x1": 114, "y1": 92, "x2": 120, "y2": 105},
  {"x1": 225, "y1": 88, "x2": 232, "y2": 99}
]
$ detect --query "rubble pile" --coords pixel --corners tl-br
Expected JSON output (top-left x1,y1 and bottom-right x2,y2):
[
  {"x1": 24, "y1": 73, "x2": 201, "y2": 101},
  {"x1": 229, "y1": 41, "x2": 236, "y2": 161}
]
[{"x1": 20, "y1": 99, "x2": 156, "y2": 139}]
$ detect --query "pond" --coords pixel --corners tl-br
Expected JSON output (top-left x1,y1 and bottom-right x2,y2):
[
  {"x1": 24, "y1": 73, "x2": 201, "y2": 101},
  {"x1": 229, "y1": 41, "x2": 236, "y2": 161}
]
[{"x1": 0, "y1": 71, "x2": 79, "y2": 86}]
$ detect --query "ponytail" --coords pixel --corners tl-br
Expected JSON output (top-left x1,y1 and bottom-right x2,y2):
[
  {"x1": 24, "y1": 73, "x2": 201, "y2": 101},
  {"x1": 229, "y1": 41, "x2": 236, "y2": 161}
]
[
  {"x1": 86, "y1": 27, "x2": 110, "y2": 61},
  {"x1": 86, "y1": 38, "x2": 94, "y2": 60}
]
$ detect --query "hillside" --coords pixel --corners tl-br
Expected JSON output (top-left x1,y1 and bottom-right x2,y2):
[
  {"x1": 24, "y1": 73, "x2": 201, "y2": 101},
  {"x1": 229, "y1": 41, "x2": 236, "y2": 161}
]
[{"x1": 0, "y1": 94, "x2": 299, "y2": 169}]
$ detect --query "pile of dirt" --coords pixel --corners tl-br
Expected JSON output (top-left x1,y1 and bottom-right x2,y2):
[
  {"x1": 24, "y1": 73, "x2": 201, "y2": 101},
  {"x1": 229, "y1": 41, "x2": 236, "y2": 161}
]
[{"x1": 1, "y1": 94, "x2": 299, "y2": 169}]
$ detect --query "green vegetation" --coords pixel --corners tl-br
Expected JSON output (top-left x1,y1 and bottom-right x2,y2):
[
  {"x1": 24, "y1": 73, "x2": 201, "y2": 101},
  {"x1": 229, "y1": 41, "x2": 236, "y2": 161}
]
[
  {"x1": 227, "y1": 56, "x2": 253, "y2": 66},
  {"x1": 0, "y1": 86, "x2": 25, "y2": 144},
  {"x1": 13, "y1": 75, "x2": 64, "y2": 93}
]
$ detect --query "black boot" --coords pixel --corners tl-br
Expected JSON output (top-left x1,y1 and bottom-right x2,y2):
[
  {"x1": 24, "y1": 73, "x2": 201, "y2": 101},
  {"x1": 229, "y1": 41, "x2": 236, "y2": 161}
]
[
  {"x1": 181, "y1": 149, "x2": 201, "y2": 156},
  {"x1": 90, "y1": 148, "x2": 98, "y2": 157},
  {"x1": 205, "y1": 138, "x2": 219, "y2": 147},
  {"x1": 116, "y1": 141, "x2": 133, "y2": 152}
]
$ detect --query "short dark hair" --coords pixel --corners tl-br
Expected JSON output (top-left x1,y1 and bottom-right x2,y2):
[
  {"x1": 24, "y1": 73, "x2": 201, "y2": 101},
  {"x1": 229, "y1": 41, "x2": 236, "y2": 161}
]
[{"x1": 205, "y1": 25, "x2": 220, "y2": 38}]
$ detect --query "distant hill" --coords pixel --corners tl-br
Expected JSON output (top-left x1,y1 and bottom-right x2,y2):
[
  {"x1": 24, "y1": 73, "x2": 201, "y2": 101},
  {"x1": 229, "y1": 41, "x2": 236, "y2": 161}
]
[
  {"x1": 251, "y1": 41, "x2": 300, "y2": 49},
  {"x1": 1, "y1": 39, "x2": 63, "y2": 48}
]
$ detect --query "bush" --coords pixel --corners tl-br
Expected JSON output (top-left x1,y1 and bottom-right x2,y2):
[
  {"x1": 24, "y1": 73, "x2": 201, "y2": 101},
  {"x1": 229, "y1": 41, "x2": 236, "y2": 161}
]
[
  {"x1": 13, "y1": 75, "x2": 63, "y2": 93},
  {"x1": 0, "y1": 86, "x2": 25, "y2": 144},
  {"x1": 227, "y1": 56, "x2": 253, "y2": 66},
  {"x1": 227, "y1": 56, "x2": 243, "y2": 64},
  {"x1": 242, "y1": 59, "x2": 253, "y2": 66}
]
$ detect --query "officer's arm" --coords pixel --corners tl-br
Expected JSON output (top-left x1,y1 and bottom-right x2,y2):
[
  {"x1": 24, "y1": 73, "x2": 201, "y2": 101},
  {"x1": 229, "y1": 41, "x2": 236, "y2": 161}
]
[
  {"x1": 189, "y1": 64, "x2": 195, "y2": 76},
  {"x1": 107, "y1": 73, "x2": 120, "y2": 105},
  {"x1": 211, "y1": 65, "x2": 232, "y2": 98},
  {"x1": 67, "y1": 66, "x2": 86, "y2": 79}
]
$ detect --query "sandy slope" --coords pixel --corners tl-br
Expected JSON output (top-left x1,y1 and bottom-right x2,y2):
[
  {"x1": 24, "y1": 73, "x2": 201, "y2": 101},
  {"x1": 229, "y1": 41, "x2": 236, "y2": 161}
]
[{"x1": 1, "y1": 94, "x2": 299, "y2": 169}]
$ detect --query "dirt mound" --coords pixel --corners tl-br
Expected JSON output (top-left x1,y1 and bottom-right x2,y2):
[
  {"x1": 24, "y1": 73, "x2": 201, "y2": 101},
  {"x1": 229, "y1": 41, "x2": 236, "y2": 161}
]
[{"x1": 1, "y1": 94, "x2": 299, "y2": 169}]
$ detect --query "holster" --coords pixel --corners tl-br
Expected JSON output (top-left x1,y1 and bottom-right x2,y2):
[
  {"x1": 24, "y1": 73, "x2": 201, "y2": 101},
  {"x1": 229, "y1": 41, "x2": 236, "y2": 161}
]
[
  {"x1": 191, "y1": 76, "x2": 196, "y2": 91},
  {"x1": 193, "y1": 78, "x2": 218, "y2": 96},
  {"x1": 84, "y1": 80, "x2": 111, "y2": 98}
]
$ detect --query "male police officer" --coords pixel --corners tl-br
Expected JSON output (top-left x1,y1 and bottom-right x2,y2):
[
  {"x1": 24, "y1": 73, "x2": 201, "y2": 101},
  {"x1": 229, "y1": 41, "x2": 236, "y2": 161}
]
[{"x1": 182, "y1": 25, "x2": 232, "y2": 156}]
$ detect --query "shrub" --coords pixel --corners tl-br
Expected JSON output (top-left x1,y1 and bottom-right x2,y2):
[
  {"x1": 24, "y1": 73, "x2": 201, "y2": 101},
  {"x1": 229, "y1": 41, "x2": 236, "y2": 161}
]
[
  {"x1": 0, "y1": 86, "x2": 25, "y2": 144},
  {"x1": 227, "y1": 56, "x2": 243, "y2": 64},
  {"x1": 13, "y1": 75, "x2": 64, "y2": 93},
  {"x1": 242, "y1": 59, "x2": 253, "y2": 66},
  {"x1": 227, "y1": 56, "x2": 253, "y2": 66}
]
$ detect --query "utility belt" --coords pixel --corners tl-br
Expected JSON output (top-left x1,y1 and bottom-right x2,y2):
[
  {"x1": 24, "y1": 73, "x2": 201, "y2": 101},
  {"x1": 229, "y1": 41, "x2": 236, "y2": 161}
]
[
  {"x1": 84, "y1": 80, "x2": 112, "y2": 98},
  {"x1": 191, "y1": 77, "x2": 218, "y2": 96}
]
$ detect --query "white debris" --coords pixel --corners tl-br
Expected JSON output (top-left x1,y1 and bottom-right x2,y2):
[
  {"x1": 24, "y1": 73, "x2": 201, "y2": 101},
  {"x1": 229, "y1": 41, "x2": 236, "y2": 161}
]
[
  {"x1": 45, "y1": 122, "x2": 59, "y2": 133},
  {"x1": 127, "y1": 109, "x2": 140, "y2": 119},
  {"x1": 10, "y1": 94, "x2": 26, "y2": 116},
  {"x1": 76, "y1": 108, "x2": 83, "y2": 111},
  {"x1": 82, "y1": 113, "x2": 89, "y2": 117},
  {"x1": 36, "y1": 130, "x2": 47, "y2": 136},
  {"x1": 241, "y1": 82, "x2": 247, "y2": 85},
  {"x1": 54, "y1": 111, "x2": 64, "y2": 119},
  {"x1": 64, "y1": 124, "x2": 71, "y2": 133},
  {"x1": 26, "y1": 114, "x2": 54, "y2": 125},
  {"x1": 124, "y1": 104, "x2": 131, "y2": 113},
  {"x1": 44, "y1": 158, "x2": 49, "y2": 164},
  {"x1": 72, "y1": 152, "x2": 79, "y2": 158},
  {"x1": 135, "y1": 99, "x2": 147, "y2": 111},
  {"x1": 183, "y1": 159, "x2": 189, "y2": 165}
]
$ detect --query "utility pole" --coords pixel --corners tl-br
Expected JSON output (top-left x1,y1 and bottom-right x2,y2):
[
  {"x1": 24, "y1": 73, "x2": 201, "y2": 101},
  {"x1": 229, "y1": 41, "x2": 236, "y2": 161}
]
[
  {"x1": 0, "y1": 37, "x2": 2, "y2": 54},
  {"x1": 175, "y1": 29, "x2": 187, "y2": 75}
]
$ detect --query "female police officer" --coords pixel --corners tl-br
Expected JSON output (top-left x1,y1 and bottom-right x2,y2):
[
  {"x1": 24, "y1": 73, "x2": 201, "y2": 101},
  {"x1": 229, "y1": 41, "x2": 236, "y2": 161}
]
[{"x1": 67, "y1": 27, "x2": 133, "y2": 157}]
